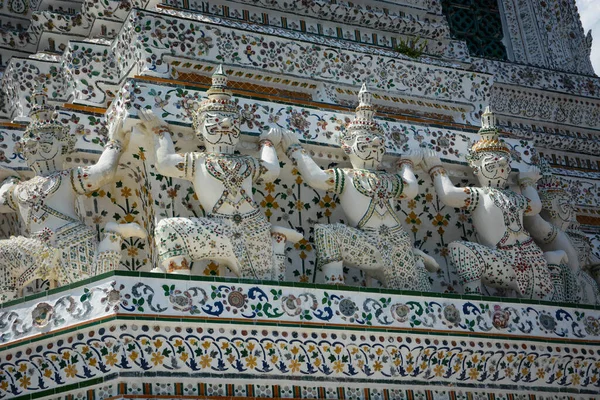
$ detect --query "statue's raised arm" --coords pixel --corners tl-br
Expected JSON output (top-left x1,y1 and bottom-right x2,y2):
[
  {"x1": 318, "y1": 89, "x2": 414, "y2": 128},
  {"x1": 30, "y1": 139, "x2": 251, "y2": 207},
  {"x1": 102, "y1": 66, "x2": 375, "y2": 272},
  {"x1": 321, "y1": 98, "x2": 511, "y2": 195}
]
[
  {"x1": 0, "y1": 173, "x2": 21, "y2": 214},
  {"x1": 285, "y1": 84, "x2": 435, "y2": 290},
  {"x1": 138, "y1": 109, "x2": 188, "y2": 180},
  {"x1": 0, "y1": 91, "x2": 146, "y2": 302},
  {"x1": 71, "y1": 115, "x2": 129, "y2": 194},
  {"x1": 424, "y1": 107, "x2": 555, "y2": 300},
  {"x1": 147, "y1": 65, "x2": 300, "y2": 279}
]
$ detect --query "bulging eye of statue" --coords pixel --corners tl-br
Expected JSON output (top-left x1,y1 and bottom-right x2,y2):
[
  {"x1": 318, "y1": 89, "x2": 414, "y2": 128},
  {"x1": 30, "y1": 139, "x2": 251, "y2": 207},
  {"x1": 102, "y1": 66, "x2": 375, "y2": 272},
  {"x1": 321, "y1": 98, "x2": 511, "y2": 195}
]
[
  {"x1": 557, "y1": 196, "x2": 572, "y2": 216},
  {"x1": 39, "y1": 142, "x2": 53, "y2": 153}
]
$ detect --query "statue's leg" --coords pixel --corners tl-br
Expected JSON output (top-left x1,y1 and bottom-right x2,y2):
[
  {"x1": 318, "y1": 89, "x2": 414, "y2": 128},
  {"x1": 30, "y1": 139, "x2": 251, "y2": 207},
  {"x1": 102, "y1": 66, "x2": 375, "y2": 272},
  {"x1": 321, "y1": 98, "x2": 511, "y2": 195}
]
[
  {"x1": 94, "y1": 222, "x2": 147, "y2": 276},
  {"x1": 315, "y1": 224, "x2": 383, "y2": 285},
  {"x1": 0, "y1": 237, "x2": 45, "y2": 301},
  {"x1": 271, "y1": 231, "x2": 287, "y2": 281},
  {"x1": 234, "y1": 212, "x2": 275, "y2": 280},
  {"x1": 0, "y1": 262, "x2": 17, "y2": 303},
  {"x1": 269, "y1": 227, "x2": 303, "y2": 281},
  {"x1": 383, "y1": 228, "x2": 422, "y2": 290},
  {"x1": 155, "y1": 217, "x2": 238, "y2": 275},
  {"x1": 543, "y1": 250, "x2": 568, "y2": 302},
  {"x1": 449, "y1": 241, "x2": 485, "y2": 295},
  {"x1": 518, "y1": 240, "x2": 554, "y2": 301},
  {"x1": 314, "y1": 224, "x2": 345, "y2": 285},
  {"x1": 577, "y1": 269, "x2": 600, "y2": 305}
]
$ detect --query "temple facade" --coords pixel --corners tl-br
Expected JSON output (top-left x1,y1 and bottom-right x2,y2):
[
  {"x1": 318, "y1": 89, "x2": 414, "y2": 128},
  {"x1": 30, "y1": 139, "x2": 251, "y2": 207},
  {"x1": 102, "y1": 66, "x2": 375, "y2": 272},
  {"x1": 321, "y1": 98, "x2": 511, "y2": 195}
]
[{"x1": 0, "y1": 0, "x2": 600, "y2": 399}]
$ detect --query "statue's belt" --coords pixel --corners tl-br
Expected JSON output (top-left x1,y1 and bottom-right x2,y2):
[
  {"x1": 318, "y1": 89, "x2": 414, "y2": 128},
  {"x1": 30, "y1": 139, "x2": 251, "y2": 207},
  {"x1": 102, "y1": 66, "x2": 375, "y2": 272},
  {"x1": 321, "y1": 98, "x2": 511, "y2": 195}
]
[
  {"x1": 207, "y1": 208, "x2": 264, "y2": 225},
  {"x1": 29, "y1": 221, "x2": 95, "y2": 246}
]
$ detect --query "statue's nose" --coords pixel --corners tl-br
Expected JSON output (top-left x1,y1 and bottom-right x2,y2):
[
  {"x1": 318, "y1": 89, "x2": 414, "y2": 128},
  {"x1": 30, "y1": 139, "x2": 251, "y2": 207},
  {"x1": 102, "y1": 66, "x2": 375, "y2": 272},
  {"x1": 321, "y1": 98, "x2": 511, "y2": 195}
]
[
  {"x1": 220, "y1": 118, "x2": 232, "y2": 128},
  {"x1": 372, "y1": 137, "x2": 383, "y2": 146}
]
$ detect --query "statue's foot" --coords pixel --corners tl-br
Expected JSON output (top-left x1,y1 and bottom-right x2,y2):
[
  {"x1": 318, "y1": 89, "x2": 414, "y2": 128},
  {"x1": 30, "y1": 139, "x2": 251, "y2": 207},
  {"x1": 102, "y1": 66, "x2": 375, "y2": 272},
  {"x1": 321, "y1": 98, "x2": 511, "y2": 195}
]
[
  {"x1": 462, "y1": 281, "x2": 483, "y2": 295},
  {"x1": 0, "y1": 287, "x2": 18, "y2": 303},
  {"x1": 105, "y1": 222, "x2": 148, "y2": 239},
  {"x1": 170, "y1": 269, "x2": 191, "y2": 276},
  {"x1": 324, "y1": 274, "x2": 345, "y2": 285},
  {"x1": 165, "y1": 257, "x2": 192, "y2": 275},
  {"x1": 322, "y1": 261, "x2": 344, "y2": 285},
  {"x1": 150, "y1": 266, "x2": 165, "y2": 273}
]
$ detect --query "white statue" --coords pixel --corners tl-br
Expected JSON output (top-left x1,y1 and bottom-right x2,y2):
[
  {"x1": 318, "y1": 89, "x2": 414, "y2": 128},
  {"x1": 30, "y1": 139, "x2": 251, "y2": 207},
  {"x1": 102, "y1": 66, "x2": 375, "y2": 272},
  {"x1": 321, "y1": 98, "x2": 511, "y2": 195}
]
[
  {"x1": 422, "y1": 107, "x2": 555, "y2": 300},
  {"x1": 282, "y1": 84, "x2": 439, "y2": 289},
  {"x1": 0, "y1": 91, "x2": 146, "y2": 302},
  {"x1": 139, "y1": 65, "x2": 301, "y2": 279},
  {"x1": 523, "y1": 158, "x2": 600, "y2": 304}
]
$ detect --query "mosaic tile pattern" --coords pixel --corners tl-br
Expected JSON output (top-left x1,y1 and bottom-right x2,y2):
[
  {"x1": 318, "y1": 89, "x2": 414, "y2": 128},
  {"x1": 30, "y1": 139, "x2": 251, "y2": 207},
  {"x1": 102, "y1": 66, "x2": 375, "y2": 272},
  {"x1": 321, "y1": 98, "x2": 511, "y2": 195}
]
[
  {"x1": 4, "y1": 274, "x2": 600, "y2": 347},
  {"x1": 2, "y1": 318, "x2": 600, "y2": 399},
  {"x1": 19, "y1": 379, "x2": 597, "y2": 400}
]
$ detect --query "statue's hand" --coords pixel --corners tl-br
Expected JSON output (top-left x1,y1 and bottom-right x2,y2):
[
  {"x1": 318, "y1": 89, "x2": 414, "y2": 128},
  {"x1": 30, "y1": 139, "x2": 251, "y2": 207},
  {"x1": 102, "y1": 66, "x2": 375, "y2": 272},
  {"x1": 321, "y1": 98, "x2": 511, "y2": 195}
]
[
  {"x1": 138, "y1": 109, "x2": 170, "y2": 137},
  {"x1": 259, "y1": 127, "x2": 283, "y2": 146},
  {"x1": 108, "y1": 114, "x2": 130, "y2": 149},
  {"x1": 399, "y1": 149, "x2": 422, "y2": 167},
  {"x1": 519, "y1": 165, "x2": 541, "y2": 183},
  {"x1": 421, "y1": 149, "x2": 442, "y2": 171},
  {"x1": 281, "y1": 129, "x2": 301, "y2": 150}
]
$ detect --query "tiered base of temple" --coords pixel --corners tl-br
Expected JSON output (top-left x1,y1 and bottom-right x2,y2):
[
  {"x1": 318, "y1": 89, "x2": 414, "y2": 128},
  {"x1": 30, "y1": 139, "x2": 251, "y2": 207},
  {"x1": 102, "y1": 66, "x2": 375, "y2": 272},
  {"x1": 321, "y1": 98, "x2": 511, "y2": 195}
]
[{"x1": 1, "y1": 272, "x2": 600, "y2": 399}]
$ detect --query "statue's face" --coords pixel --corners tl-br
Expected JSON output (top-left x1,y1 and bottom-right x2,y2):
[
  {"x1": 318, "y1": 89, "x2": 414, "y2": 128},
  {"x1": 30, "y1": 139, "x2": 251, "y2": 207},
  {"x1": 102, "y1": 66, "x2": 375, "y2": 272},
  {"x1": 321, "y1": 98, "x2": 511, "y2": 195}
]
[
  {"x1": 344, "y1": 132, "x2": 385, "y2": 169},
  {"x1": 542, "y1": 192, "x2": 574, "y2": 230},
  {"x1": 19, "y1": 134, "x2": 63, "y2": 167},
  {"x1": 198, "y1": 111, "x2": 241, "y2": 149},
  {"x1": 472, "y1": 152, "x2": 511, "y2": 188}
]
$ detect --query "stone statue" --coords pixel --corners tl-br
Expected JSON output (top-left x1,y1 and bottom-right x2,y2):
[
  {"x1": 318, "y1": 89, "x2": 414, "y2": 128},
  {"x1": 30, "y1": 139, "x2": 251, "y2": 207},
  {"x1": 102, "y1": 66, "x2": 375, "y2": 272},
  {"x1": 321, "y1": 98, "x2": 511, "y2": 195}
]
[
  {"x1": 523, "y1": 158, "x2": 600, "y2": 304},
  {"x1": 567, "y1": 225, "x2": 600, "y2": 288},
  {"x1": 283, "y1": 84, "x2": 439, "y2": 289},
  {"x1": 422, "y1": 107, "x2": 555, "y2": 300},
  {"x1": 139, "y1": 65, "x2": 301, "y2": 279},
  {"x1": 0, "y1": 91, "x2": 146, "y2": 302}
]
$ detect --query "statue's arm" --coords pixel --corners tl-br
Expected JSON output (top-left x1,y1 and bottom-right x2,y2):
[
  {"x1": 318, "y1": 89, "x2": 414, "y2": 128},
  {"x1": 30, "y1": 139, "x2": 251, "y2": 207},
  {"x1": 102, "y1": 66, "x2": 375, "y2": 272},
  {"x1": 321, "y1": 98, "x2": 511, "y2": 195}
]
[
  {"x1": 71, "y1": 116, "x2": 127, "y2": 194},
  {"x1": 0, "y1": 176, "x2": 20, "y2": 213},
  {"x1": 422, "y1": 151, "x2": 471, "y2": 209},
  {"x1": 283, "y1": 130, "x2": 337, "y2": 192},
  {"x1": 519, "y1": 166, "x2": 542, "y2": 216},
  {"x1": 523, "y1": 213, "x2": 556, "y2": 243},
  {"x1": 255, "y1": 128, "x2": 282, "y2": 183},
  {"x1": 396, "y1": 150, "x2": 422, "y2": 200},
  {"x1": 138, "y1": 109, "x2": 188, "y2": 180}
]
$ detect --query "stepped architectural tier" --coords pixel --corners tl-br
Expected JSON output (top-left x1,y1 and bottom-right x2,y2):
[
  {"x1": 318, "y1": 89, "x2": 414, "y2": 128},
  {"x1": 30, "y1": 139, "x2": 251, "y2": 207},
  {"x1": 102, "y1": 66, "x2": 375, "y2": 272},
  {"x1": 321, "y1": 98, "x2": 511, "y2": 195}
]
[{"x1": 0, "y1": 0, "x2": 599, "y2": 399}]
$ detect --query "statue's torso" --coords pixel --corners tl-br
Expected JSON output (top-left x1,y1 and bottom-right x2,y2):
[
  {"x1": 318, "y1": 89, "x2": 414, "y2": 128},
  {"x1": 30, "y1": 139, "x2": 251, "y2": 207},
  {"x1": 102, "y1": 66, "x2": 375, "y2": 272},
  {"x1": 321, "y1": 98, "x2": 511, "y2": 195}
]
[
  {"x1": 338, "y1": 169, "x2": 403, "y2": 230},
  {"x1": 13, "y1": 170, "x2": 79, "y2": 234},
  {"x1": 473, "y1": 187, "x2": 531, "y2": 247},
  {"x1": 192, "y1": 153, "x2": 259, "y2": 215}
]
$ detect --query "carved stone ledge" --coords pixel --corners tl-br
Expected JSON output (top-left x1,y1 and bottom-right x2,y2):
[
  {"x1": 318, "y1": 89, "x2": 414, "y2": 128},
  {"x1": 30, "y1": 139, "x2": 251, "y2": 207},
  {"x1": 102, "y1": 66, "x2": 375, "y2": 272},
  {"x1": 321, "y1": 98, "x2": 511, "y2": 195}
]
[
  {"x1": 1, "y1": 272, "x2": 600, "y2": 399},
  {"x1": 474, "y1": 58, "x2": 600, "y2": 99},
  {"x1": 490, "y1": 84, "x2": 600, "y2": 130},
  {"x1": 159, "y1": 0, "x2": 466, "y2": 61},
  {"x1": 0, "y1": 8, "x2": 488, "y2": 122}
]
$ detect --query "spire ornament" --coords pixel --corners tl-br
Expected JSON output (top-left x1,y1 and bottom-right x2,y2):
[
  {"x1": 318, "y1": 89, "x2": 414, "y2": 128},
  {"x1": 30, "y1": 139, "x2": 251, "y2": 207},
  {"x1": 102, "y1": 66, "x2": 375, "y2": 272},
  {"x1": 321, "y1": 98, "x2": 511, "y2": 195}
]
[
  {"x1": 467, "y1": 107, "x2": 510, "y2": 164},
  {"x1": 193, "y1": 65, "x2": 240, "y2": 132},
  {"x1": 342, "y1": 83, "x2": 384, "y2": 143},
  {"x1": 16, "y1": 89, "x2": 75, "y2": 156},
  {"x1": 536, "y1": 157, "x2": 571, "y2": 220}
]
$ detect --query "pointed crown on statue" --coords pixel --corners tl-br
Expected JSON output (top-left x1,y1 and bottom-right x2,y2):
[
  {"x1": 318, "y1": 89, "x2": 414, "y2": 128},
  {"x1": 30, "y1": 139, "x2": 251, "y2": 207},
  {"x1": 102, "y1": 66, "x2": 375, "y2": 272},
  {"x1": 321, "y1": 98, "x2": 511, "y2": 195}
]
[
  {"x1": 467, "y1": 107, "x2": 511, "y2": 163},
  {"x1": 536, "y1": 157, "x2": 570, "y2": 206},
  {"x1": 342, "y1": 83, "x2": 385, "y2": 142},
  {"x1": 16, "y1": 88, "x2": 75, "y2": 155},
  {"x1": 193, "y1": 65, "x2": 240, "y2": 130}
]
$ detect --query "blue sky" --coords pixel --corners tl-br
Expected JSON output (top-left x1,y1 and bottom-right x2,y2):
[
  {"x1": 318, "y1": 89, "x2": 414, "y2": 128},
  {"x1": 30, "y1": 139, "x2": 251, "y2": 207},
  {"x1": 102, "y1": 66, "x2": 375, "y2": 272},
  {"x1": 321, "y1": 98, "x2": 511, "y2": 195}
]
[{"x1": 576, "y1": 0, "x2": 600, "y2": 75}]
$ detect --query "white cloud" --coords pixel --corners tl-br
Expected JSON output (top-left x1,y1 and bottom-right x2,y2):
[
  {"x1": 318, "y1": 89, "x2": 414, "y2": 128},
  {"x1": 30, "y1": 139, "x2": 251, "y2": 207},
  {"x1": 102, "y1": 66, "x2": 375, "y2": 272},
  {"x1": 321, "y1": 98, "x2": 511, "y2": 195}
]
[{"x1": 576, "y1": 0, "x2": 600, "y2": 75}]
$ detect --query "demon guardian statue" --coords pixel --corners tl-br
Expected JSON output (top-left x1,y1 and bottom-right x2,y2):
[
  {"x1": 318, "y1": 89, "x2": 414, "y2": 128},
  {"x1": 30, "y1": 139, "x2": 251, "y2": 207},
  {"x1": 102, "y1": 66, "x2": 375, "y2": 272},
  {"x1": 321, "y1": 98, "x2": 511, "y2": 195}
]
[
  {"x1": 0, "y1": 91, "x2": 145, "y2": 302},
  {"x1": 422, "y1": 108, "x2": 555, "y2": 300},
  {"x1": 140, "y1": 66, "x2": 301, "y2": 280},
  {"x1": 284, "y1": 84, "x2": 439, "y2": 290}
]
